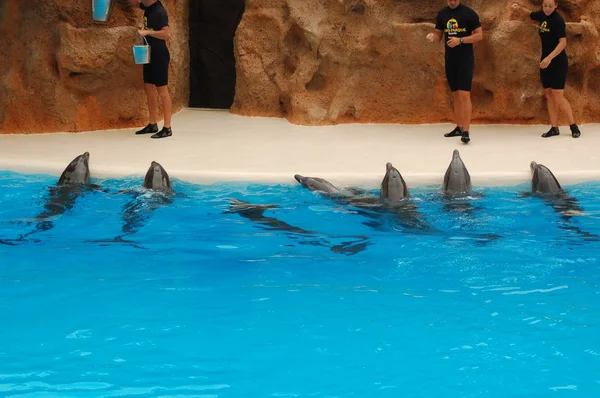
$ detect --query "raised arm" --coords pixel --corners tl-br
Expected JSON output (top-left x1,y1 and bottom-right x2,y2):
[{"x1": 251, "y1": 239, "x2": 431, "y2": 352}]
[{"x1": 511, "y1": 3, "x2": 533, "y2": 20}]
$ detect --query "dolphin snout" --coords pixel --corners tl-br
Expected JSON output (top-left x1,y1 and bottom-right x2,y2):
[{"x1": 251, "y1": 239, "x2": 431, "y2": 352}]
[
  {"x1": 82, "y1": 152, "x2": 90, "y2": 159},
  {"x1": 530, "y1": 161, "x2": 538, "y2": 173},
  {"x1": 294, "y1": 174, "x2": 305, "y2": 184},
  {"x1": 452, "y1": 149, "x2": 460, "y2": 159}
]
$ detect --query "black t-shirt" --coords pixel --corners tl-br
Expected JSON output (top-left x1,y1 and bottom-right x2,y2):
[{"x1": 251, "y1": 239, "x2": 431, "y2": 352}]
[
  {"x1": 435, "y1": 3, "x2": 481, "y2": 59},
  {"x1": 530, "y1": 10, "x2": 567, "y2": 60},
  {"x1": 141, "y1": 1, "x2": 169, "y2": 55}
]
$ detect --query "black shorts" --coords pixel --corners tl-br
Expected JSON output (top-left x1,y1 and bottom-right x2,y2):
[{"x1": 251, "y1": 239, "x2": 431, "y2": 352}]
[
  {"x1": 143, "y1": 51, "x2": 170, "y2": 87},
  {"x1": 540, "y1": 55, "x2": 568, "y2": 90},
  {"x1": 445, "y1": 55, "x2": 474, "y2": 92}
]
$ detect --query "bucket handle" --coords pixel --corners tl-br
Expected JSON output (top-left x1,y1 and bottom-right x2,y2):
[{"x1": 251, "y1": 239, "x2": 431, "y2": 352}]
[{"x1": 137, "y1": 34, "x2": 149, "y2": 46}]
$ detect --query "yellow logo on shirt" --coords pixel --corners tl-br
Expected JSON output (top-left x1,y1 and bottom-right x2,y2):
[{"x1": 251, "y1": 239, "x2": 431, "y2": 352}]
[
  {"x1": 445, "y1": 18, "x2": 467, "y2": 35},
  {"x1": 539, "y1": 21, "x2": 550, "y2": 33},
  {"x1": 143, "y1": 17, "x2": 156, "y2": 31}
]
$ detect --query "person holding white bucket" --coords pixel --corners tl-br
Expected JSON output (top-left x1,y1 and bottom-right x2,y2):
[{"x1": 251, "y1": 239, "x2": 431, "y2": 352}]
[{"x1": 130, "y1": 0, "x2": 173, "y2": 139}]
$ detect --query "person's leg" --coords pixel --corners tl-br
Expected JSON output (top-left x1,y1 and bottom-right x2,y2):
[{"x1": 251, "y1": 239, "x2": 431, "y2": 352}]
[
  {"x1": 136, "y1": 63, "x2": 160, "y2": 135},
  {"x1": 457, "y1": 90, "x2": 471, "y2": 144},
  {"x1": 149, "y1": 58, "x2": 173, "y2": 139},
  {"x1": 551, "y1": 57, "x2": 580, "y2": 137},
  {"x1": 456, "y1": 56, "x2": 474, "y2": 144},
  {"x1": 453, "y1": 91, "x2": 463, "y2": 130},
  {"x1": 541, "y1": 88, "x2": 559, "y2": 137},
  {"x1": 552, "y1": 90, "x2": 574, "y2": 125},
  {"x1": 540, "y1": 66, "x2": 561, "y2": 138},
  {"x1": 456, "y1": 56, "x2": 475, "y2": 144},
  {"x1": 145, "y1": 83, "x2": 159, "y2": 124},
  {"x1": 553, "y1": 90, "x2": 581, "y2": 138},
  {"x1": 150, "y1": 84, "x2": 173, "y2": 139},
  {"x1": 444, "y1": 61, "x2": 463, "y2": 137},
  {"x1": 157, "y1": 85, "x2": 172, "y2": 128},
  {"x1": 458, "y1": 90, "x2": 472, "y2": 133},
  {"x1": 135, "y1": 83, "x2": 159, "y2": 135}
]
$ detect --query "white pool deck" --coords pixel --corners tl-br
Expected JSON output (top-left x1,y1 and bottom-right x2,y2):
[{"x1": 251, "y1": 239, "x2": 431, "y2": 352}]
[{"x1": 0, "y1": 108, "x2": 598, "y2": 188}]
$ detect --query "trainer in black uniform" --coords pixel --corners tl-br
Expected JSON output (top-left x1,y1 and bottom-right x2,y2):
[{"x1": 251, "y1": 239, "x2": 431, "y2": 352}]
[
  {"x1": 511, "y1": 1, "x2": 581, "y2": 138},
  {"x1": 134, "y1": 0, "x2": 173, "y2": 139},
  {"x1": 427, "y1": 0, "x2": 483, "y2": 144}
]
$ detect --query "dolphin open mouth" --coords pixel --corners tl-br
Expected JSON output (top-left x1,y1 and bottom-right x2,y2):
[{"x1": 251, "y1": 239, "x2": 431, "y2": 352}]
[{"x1": 294, "y1": 174, "x2": 304, "y2": 184}]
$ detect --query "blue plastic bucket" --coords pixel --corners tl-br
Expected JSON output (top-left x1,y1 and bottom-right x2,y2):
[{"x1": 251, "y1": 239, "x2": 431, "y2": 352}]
[
  {"x1": 92, "y1": 0, "x2": 113, "y2": 22},
  {"x1": 133, "y1": 36, "x2": 151, "y2": 64}
]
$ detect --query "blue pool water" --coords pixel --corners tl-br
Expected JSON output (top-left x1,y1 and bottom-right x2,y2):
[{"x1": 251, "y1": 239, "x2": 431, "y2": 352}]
[{"x1": 1, "y1": 170, "x2": 599, "y2": 397}]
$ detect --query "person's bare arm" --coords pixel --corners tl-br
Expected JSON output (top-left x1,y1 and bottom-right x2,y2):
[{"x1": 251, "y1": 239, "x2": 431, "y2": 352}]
[
  {"x1": 511, "y1": 3, "x2": 531, "y2": 18},
  {"x1": 426, "y1": 29, "x2": 443, "y2": 43},
  {"x1": 540, "y1": 38, "x2": 567, "y2": 69},
  {"x1": 139, "y1": 26, "x2": 172, "y2": 41},
  {"x1": 511, "y1": 3, "x2": 537, "y2": 24},
  {"x1": 447, "y1": 27, "x2": 482, "y2": 48},
  {"x1": 464, "y1": 27, "x2": 483, "y2": 44}
]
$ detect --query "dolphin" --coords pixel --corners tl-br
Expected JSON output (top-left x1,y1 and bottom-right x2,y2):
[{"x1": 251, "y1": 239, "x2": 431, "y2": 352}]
[
  {"x1": 143, "y1": 161, "x2": 172, "y2": 192},
  {"x1": 438, "y1": 150, "x2": 491, "y2": 244},
  {"x1": 56, "y1": 152, "x2": 90, "y2": 186},
  {"x1": 119, "y1": 161, "x2": 174, "y2": 236},
  {"x1": 528, "y1": 161, "x2": 596, "y2": 241},
  {"x1": 225, "y1": 198, "x2": 371, "y2": 255},
  {"x1": 18, "y1": 152, "x2": 95, "y2": 239},
  {"x1": 226, "y1": 199, "x2": 316, "y2": 236},
  {"x1": 294, "y1": 175, "x2": 343, "y2": 195},
  {"x1": 438, "y1": 150, "x2": 497, "y2": 239},
  {"x1": 530, "y1": 161, "x2": 562, "y2": 194},
  {"x1": 442, "y1": 150, "x2": 472, "y2": 197},
  {"x1": 2, "y1": 152, "x2": 97, "y2": 244},
  {"x1": 87, "y1": 161, "x2": 174, "y2": 249},
  {"x1": 380, "y1": 162, "x2": 409, "y2": 202},
  {"x1": 294, "y1": 166, "x2": 430, "y2": 233}
]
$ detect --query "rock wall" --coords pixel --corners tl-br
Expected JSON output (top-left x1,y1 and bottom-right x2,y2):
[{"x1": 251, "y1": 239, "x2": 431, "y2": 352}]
[
  {"x1": 1, "y1": 0, "x2": 598, "y2": 134},
  {"x1": 0, "y1": 0, "x2": 189, "y2": 134},
  {"x1": 231, "y1": 0, "x2": 600, "y2": 126}
]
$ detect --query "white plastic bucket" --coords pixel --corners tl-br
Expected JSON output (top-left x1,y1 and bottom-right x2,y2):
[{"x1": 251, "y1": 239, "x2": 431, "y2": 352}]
[
  {"x1": 92, "y1": 0, "x2": 113, "y2": 22},
  {"x1": 133, "y1": 36, "x2": 151, "y2": 65}
]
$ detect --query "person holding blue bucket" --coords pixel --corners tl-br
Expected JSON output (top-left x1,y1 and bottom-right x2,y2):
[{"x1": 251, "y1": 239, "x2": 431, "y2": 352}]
[{"x1": 130, "y1": 0, "x2": 173, "y2": 139}]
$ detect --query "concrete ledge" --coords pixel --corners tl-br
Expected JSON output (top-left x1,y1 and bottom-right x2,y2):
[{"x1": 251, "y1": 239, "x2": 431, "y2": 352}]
[{"x1": 0, "y1": 108, "x2": 598, "y2": 188}]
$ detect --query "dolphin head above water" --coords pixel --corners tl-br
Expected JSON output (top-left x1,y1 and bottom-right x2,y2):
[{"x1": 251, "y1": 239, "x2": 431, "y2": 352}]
[
  {"x1": 294, "y1": 175, "x2": 341, "y2": 194},
  {"x1": 380, "y1": 162, "x2": 409, "y2": 202},
  {"x1": 143, "y1": 161, "x2": 172, "y2": 191},
  {"x1": 442, "y1": 149, "x2": 472, "y2": 196},
  {"x1": 57, "y1": 152, "x2": 90, "y2": 186},
  {"x1": 530, "y1": 161, "x2": 562, "y2": 194}
]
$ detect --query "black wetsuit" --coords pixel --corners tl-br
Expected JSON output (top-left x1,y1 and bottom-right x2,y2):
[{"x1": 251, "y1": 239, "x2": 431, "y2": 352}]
[
  {"x1": 530, "y1": 10, "x2": 568, "y2": 90},
  {"x1": 141, "y1": 1, "x2": 170, "y2": 87},
  {"x1": 435, "y1": 4, "x2": 481, "y2": 92}
]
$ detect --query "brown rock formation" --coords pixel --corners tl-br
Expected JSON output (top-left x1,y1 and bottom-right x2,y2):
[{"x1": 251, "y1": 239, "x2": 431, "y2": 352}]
[
  {"x1": 1, "y1": 0, "x2": 598, "y2": 134},
  {"x1": 0, "y1": 0, "x2": 189, "y2": 134},
  {"x1": 231, "y1": 0, "x2": 600, "y2": 126}
]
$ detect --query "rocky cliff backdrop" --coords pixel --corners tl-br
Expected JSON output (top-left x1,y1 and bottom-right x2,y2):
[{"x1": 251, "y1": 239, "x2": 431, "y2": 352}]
[
  {"x1": 0, "y1": 0, "x2": 189, "y2": 134},
  {"x1": 1, "y1": 0, "x2": 599, "y2": 134}
]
